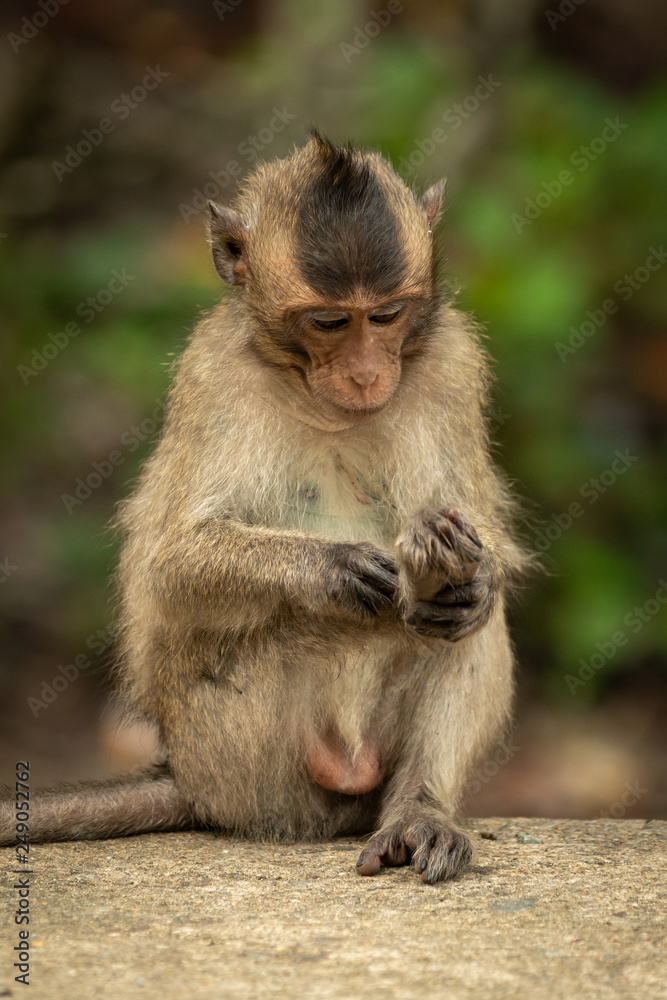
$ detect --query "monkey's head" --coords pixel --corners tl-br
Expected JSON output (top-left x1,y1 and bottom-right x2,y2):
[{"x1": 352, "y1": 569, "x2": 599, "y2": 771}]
[{"x1": 208, "y1": 132, "x2": 445, "y2": 421}]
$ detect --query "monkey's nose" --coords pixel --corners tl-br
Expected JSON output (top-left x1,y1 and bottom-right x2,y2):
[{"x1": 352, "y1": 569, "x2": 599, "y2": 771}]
[
  {"x1": 350, "y1": 378, "x2": 382, "y2": 409},
  {"x1": 349, "y1": 370, "x2": 379, "y2": 388}
]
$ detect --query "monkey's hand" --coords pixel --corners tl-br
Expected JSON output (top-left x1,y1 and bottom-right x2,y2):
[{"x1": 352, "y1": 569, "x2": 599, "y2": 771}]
[
  {"x1": 395, "y1": 507, "x2": 496, "y2": 641},
  {"x1": 407, "y1": 563, "x2": 497, "y2": 641},
  {"x1": 327, "y1": 542, "x2": 398, "y2": 618},
  {"x1": 396, "y1": 507, "x2": 483, "y2": 591},
  {"x1": 356, "y1": 818, "x2": 473, "y2": 884}
]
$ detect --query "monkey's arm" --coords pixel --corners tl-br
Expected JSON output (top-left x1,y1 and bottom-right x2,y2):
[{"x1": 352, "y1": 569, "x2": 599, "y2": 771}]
[
  {"x1": 391, "y1": 317, "x2": 533, "y2": 623},
  {"x1": 141, "y1": 519, "x2": 397, "y2": 629}
]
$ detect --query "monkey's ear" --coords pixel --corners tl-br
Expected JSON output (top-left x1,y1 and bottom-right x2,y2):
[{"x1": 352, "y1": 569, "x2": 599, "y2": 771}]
[
  {"x1": 421, "y1": 179, "x2": 446, "y2": 230},
  {"x1": 208, "y1": 202, "x2": 249, "y2": 286}
]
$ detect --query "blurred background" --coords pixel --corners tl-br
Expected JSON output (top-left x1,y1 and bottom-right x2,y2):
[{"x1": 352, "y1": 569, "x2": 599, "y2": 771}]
[{"x1": 1, "y1": 0, "x2": 665, "y2": 821}]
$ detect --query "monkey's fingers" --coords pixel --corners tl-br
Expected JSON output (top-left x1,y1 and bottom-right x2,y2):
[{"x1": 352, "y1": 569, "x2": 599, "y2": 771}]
[
  {"x1": 330, "y1": 543, "x2": 398, "y2": 616},
  {"x1": 350, "y1": 544, "x2": 398, "y2": 586},
  {"x1": 407, "y1": 601, "x2": 471, "y2": 625},
  {"x1": 440, "y1": 509, "x2": 483, "y2": 549},
  {"x1": 352, "y1": 562, "x2": 398, "y2": 597},
  {"x1": 350, "y1": 579, "x2": 395, "y2": 616},
  {"x1": 430, "y1": 514, "x2": 483, "y2": 569},
  {"x1": 433, "y1": 576, "x2": 487, "y2": 607},
  {"x1": 346, "y1": 548, "x2": 399, "y2": 606},
  {"x1": 357, "y1": 544, "x2": 398, "y2": 576},
  {"x1": 406, "y1": 601, "x2": 489, "y2": 642}
]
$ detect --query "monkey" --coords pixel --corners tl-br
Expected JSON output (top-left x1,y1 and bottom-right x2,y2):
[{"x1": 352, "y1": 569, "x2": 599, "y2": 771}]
[{"x1": 0, "y1": 132, "x2": 532, "y2": 884}]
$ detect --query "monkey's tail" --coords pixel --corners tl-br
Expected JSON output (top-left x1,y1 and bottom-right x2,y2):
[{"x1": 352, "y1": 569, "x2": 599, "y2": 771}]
[{"x1": 0, "y1": 764, "x2": 194, "y2": 846}]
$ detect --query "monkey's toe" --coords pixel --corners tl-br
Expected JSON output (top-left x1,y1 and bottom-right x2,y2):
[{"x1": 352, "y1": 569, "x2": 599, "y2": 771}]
[
  {"x1": 356, "y1": 826, "x2": 410, "y2": 876},
  {"x1": 357, "y1": 821, "x2": 473, "y2": 883},
  {"x1": 356, "y1": 852, "x2": 382, "y2": 876},
  {"x1": 405, "y1": 822, "x2": 473, "y2": 884}
]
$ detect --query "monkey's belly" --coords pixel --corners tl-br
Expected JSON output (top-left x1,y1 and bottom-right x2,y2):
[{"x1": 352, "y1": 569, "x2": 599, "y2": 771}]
[{"x1": 305, "y1": 732, "x2": 385, "y2": 795}]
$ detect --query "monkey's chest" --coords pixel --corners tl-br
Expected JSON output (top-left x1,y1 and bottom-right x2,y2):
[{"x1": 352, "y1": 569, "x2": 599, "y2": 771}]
[{"x1": 281, "y1": 455, "x2": 396, "y2": 545}]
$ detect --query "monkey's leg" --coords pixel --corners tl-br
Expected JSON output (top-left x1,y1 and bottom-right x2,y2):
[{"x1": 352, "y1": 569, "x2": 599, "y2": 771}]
[
  {"x1": 0, "y1": 765, "x2": 193, "y2": 846},
  {"x1": 356, "y1": 610, "x2": 513, "y2": 884}
]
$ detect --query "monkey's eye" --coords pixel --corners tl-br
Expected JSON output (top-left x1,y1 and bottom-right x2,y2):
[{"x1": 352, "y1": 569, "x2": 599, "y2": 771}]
[
  {"x1": 311, "y1": 313, "x2": 349, "y2": 331},
  {"x1": 369, "y1": 307, "x2": 401, "y2": 325}
]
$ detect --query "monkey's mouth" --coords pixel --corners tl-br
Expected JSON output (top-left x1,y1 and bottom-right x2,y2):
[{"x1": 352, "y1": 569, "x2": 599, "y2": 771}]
[
  {"x1": 323, "y1": 383, "x2": 397, "y2": 417},
  {"x1": 303, "y1": 369, "x2": 400, "y2": 421},
  {"x1": 329, "y1": 399, "x2": 389, "y2": 419}
]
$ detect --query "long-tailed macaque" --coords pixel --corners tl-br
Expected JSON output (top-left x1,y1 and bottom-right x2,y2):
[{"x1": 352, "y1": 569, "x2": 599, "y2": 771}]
[{"x1": 0, "y1": 133, "x2": 531, "y2": 883}]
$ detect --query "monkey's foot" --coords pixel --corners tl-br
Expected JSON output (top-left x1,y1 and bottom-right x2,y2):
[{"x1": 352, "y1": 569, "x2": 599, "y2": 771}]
[{"x1": 356, "y1": 819, "x2": 473, "y2": 884}]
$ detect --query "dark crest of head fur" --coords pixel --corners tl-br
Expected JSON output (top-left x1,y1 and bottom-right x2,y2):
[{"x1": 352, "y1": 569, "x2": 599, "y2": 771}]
[{"x1": 296, "y1": 130, "x2": 408, "y2": 300}]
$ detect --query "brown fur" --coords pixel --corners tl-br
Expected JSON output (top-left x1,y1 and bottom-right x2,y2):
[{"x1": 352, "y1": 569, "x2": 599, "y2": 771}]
[{"x1": 0, "y1": 135, "x2": 532, "y2": 884}]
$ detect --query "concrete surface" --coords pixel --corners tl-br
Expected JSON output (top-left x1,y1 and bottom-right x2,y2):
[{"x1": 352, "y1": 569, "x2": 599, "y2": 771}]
[{"x1": 2, "y1": 818, "x2": 666, "y2": 1000}]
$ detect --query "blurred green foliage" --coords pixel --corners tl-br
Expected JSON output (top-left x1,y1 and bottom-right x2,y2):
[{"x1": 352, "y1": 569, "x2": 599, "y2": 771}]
[{"x1": 1, "y1": 1, "x2": 665, "y2": 703}]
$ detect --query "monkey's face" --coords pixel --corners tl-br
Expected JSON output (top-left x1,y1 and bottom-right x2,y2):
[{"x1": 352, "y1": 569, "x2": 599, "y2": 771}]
[
  {"x1": 208, "y1": 133, "x2": 445, "y2": 421},
  {"x1": 284, "y1": 298, "x2": 428, "y2": 417}
]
